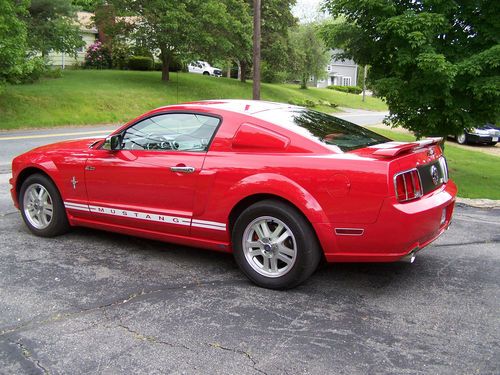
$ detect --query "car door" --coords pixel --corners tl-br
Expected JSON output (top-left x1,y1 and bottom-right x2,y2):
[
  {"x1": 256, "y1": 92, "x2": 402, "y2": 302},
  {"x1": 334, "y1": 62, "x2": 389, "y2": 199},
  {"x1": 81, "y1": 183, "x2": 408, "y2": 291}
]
[{"x1": 83, "y1": 112, "x2": 221, "y2": 236}]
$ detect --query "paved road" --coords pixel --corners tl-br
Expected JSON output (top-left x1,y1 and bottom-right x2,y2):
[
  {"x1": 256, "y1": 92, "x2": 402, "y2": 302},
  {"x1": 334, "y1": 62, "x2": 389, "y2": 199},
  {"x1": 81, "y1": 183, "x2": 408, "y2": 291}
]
[
  {"x1": 0, "y1": 110, "x2": 388, "y2": 173},
  {"x1": 0, "y1": 126, "x2": 114, "y2": 173},
  {"x1": 0, "y1": 173, "x2": 499, "y2": 373}
]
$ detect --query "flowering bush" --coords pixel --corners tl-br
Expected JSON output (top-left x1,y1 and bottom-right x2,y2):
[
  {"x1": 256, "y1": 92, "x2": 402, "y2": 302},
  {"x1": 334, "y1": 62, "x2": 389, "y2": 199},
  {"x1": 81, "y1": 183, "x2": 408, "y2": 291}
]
[{"x1": 84, "y1": 41, "x2": 111, "y2": 69}]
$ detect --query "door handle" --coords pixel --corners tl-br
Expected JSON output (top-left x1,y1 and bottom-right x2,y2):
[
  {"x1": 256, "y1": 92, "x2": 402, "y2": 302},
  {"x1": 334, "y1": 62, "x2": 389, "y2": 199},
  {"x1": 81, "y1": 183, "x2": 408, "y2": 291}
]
[{"x1": 170, "y1": 166, "x2": 196, "y2": 173}]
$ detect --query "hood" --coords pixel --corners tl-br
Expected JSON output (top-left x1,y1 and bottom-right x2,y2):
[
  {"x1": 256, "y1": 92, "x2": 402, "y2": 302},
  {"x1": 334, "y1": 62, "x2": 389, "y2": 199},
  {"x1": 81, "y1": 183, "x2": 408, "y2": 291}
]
[{"x1": 29, "y1": 137, "x2": 103, "y2": 153}]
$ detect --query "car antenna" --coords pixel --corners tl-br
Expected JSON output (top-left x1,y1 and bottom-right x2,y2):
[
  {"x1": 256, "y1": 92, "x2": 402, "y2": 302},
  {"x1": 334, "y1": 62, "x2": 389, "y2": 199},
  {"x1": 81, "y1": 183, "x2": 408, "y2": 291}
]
[{"x1": 176, "y1": 70, "x2": 179, "y2": 104}]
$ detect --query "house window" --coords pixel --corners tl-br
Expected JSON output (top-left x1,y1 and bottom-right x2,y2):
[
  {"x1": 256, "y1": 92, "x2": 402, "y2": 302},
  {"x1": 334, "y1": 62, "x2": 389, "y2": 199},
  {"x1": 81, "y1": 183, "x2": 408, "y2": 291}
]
[{"x1": 342, "y1": 77, "x2": 352, "y2": 86}]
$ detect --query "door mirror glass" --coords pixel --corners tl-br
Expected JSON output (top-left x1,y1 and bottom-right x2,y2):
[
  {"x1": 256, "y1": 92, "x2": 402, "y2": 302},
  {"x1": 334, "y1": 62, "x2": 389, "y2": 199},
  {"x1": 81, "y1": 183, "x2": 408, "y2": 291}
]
[{"x1": 103, "y1": 134, "x2": 122, "y2": 151}]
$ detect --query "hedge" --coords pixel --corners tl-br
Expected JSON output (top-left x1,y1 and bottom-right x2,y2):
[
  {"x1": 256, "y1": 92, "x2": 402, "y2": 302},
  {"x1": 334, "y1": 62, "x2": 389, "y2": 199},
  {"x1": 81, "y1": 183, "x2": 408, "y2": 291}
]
[
  {"x1": 327, "y1": 85, "x2": 363, "y2": 94},
  {"x1": 128, "y1": 56, "x2": 153, "y2": 71}
]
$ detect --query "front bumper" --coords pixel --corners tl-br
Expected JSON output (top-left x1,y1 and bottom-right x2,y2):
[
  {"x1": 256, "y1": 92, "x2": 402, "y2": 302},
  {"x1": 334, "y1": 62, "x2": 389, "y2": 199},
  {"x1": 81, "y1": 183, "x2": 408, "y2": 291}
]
[
  {"x1": 322, "y1": 180, "x2": 457, "y2": 262},
  {"x1": 467, "y1": 133, "x2": 499, "y2": 144},
  {"x1": 9, "y1": 177, "x2": 19, "y2": 209}
]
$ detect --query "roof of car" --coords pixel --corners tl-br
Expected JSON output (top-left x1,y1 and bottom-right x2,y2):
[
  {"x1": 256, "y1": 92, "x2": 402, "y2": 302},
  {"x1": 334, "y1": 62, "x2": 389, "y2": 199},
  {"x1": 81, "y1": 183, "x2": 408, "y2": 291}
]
[{"x1": 155, "y1": 100, "x2": 298, "y2": 116}]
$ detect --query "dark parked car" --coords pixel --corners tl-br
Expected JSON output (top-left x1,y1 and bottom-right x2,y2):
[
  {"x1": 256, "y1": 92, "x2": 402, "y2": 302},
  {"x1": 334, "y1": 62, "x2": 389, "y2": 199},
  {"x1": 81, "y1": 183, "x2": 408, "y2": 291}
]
[{"x1": 450, "y1": 124, "x2": 499, "y2": 146}]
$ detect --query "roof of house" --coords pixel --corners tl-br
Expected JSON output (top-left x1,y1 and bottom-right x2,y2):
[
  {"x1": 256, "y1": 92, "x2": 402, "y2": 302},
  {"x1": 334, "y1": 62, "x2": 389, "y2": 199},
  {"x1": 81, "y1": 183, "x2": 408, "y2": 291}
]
[{"x1": 77, "y1": 11, "x2": 98, "y2": 33}]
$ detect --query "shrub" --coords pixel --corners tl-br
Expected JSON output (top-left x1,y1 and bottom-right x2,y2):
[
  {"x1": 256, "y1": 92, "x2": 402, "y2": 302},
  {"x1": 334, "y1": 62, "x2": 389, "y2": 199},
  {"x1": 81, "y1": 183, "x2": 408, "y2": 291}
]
[
  {"x1": 327, "y1": 85, "x2": 363, "y2": 94},
  {"x1": 154, "y1": 56, "x2": 185, "y2": 72},
  {"x1": 261, "y1": 62, "x2": 288, "y2": 83},
  {"x1": 43, "y1": 67, "x2": 63, "y2": 79},
  {"x1": 287, "y1": 98, "x2": 338, "y2": 108},
  {"x1": 84, "y1": 41, "x2": 111, "y2": 69},
  {"x1": 111, "y1": 42, "x2": 131, "y2": 70},
  {"x1": 6, "y1": 57, "x2": 49, "y2": 84},
  {"x1": 128, "y1": 56, "x2": 153, "y2": 71},
  {"x1": 318, "y1": 99, "x2": 338, "y2": 108},
  {"x1": 288, "y1": 99, "x2": 317, "y2": 108}
]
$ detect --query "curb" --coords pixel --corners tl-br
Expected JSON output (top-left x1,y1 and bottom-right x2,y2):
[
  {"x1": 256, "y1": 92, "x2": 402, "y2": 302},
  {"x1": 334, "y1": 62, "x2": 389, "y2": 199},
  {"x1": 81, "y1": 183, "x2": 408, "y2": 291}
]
[{"x1": 456, "y1": 197, "x2": 500, "y2": 209}]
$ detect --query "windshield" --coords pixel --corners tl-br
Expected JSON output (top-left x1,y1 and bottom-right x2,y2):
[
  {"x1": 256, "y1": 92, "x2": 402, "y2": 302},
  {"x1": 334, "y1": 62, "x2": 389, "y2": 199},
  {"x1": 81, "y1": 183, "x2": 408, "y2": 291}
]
[{"x1": 253, "y1": 108, "x2": 390, "y2": 152}]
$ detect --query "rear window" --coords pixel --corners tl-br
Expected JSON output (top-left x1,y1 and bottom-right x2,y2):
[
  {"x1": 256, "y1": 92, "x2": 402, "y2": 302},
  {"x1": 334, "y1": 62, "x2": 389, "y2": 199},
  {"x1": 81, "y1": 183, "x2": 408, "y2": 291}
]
[{"x1": 253, "y1": 108, "x2": 390, "y2": 152}]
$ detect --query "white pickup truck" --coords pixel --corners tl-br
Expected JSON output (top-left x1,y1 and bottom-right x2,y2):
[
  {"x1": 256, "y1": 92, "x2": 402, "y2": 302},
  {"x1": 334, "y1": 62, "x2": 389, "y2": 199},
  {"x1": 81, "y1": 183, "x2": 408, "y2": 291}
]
[{"x1": 188, "y1": 61, "x2": 222, "y2": 77}]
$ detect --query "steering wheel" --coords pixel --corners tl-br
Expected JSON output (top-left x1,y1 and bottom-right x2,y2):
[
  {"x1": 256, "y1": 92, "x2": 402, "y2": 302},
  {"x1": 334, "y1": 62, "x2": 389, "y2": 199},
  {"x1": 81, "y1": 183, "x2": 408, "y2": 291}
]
[{"x1": 145, "y1": 134, "x2": 179, "y2": 150}]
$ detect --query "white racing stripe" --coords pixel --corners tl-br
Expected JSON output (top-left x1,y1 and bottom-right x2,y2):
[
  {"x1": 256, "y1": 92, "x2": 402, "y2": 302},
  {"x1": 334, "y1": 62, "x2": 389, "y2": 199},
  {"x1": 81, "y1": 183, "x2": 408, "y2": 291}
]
[
  {"x1": 64, "y1": 201, "x2": 226, "y2": 231},
  {"x1": 192, "y1": 219, "x2": 226, "y2": 230},
  {"x1": 64, "y1": 202, "x2": 90, "y2": 212}
]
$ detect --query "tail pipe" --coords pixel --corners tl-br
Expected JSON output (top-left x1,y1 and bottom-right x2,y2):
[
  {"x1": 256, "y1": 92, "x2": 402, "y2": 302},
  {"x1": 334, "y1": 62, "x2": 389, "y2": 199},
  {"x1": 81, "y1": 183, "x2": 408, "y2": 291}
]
[{"x1": 400, "y1": 247, "x2": 420, "y2": 263}]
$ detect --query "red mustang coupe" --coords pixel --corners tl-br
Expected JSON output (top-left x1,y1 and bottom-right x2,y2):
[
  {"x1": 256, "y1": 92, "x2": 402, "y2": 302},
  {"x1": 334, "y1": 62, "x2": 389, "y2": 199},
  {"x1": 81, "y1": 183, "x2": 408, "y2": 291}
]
[{"x1": 10, "y1": 100, "x2": 456, "y2": 289}]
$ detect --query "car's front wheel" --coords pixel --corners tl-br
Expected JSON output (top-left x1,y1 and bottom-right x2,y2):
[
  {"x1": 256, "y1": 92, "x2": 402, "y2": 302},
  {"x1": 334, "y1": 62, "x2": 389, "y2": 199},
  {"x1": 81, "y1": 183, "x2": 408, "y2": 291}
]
[
  {"x1": 456, "y1": 133, "x2": 467, "y2": 144},
  {"x1": 19, "y1": 174, "x2": 69, "y2": 237},
  {"x1": 232, "y1": 200, "x2": 322, "y2": 289}
]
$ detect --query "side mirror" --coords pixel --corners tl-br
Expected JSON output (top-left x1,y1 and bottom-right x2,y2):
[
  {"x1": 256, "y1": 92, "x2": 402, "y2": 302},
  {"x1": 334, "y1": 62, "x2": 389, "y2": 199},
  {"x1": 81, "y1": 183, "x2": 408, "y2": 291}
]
[{"x1": 103, "y1": 134, "x2": 122, "y2": 151}]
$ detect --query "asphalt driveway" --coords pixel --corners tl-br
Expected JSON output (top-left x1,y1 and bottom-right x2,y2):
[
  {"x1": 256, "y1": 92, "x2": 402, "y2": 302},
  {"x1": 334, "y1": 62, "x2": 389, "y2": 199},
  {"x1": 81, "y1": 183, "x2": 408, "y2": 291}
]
[{"x1": 0, "y1": 170, "x2": 499, "y2": 374}]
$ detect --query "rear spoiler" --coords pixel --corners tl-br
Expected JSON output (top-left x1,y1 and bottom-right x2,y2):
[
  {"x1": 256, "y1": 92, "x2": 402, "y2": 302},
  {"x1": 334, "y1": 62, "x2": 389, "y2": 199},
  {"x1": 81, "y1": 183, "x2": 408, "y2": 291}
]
[{"x1": 372, "y1": 137, "x2": 443, "y2": 157}]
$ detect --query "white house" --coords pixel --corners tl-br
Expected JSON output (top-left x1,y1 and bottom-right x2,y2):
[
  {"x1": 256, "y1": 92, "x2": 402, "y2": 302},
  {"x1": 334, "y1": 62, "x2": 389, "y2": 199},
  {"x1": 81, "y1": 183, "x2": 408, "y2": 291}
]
[
  {"x1": 316, "y1": 50, "x2": 358, "y2": 88},
  {"x1": 47, "y1": 11, "x2": 98, "y2": 68}
]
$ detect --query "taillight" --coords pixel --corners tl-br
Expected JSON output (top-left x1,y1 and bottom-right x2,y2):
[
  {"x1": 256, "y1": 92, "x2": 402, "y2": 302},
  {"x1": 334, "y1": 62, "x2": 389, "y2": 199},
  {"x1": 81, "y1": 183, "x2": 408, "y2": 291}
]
[
  {"x1": 438, "y1": 156, "x2": 449, "y2": 182},
  {"x1": 394, "y1": 169, "x2": 423, "y2": 202}
]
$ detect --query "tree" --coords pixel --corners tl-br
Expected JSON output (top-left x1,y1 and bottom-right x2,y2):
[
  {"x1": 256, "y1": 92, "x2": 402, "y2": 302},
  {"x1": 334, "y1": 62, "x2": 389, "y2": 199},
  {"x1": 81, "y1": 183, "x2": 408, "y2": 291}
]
[
  {"x1": 289, "y1": 23, "x2": 329, "y2": 89},
  {"x1": 26, "y1": 0, "x2": 84, "y2": 57},
  {"x1": 0, "y1": 0, "x2": 29, "y2": 88},
  {"x1": 112, "y1": 0, "x2": 249, "y2": 81},
  {"x1": 258, "y1": 0, "x2": 297, "y2": 83},
  {"x1": 253, "y1": 0, "x2": 261, "y2": 99},
  {"x1": 194, "y1": 0, "x2": 252, "y2": 81},
  {"x1": 72, "y1": 0, "x2": 97, "y2": 12},
  {"x1": 322, "y1": 0, "x2": 500, "y2": 137}
]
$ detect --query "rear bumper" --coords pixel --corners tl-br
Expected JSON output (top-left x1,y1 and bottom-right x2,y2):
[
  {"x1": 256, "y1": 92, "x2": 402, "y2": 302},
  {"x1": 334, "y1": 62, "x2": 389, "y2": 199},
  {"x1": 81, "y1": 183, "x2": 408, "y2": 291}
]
[{"x1": 322, "y1": 180, "x2": 457, "y2": 262}]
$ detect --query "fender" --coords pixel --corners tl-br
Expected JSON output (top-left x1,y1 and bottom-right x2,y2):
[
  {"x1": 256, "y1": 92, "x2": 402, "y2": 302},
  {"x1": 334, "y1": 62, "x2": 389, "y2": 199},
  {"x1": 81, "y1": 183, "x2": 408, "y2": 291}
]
[
  {"x1": 226, "y1": 173, "x2": 329, "y2": 224},
  {"x1": 13, "y1": 157, "x2": 61, "y2": 193},
  {"x1": 13, "y1": 151, "x2": 88, "y2": 208}
]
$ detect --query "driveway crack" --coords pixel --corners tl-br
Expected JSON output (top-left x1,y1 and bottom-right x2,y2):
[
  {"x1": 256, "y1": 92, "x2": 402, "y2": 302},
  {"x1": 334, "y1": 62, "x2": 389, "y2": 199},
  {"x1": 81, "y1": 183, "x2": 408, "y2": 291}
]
[
  {"x1": 0, "y1": 279, "x2": 240, "y2": 338},
  {"x1": 117, "y1": 324, "x2": 191, "y2": 351},
  {"x1": 208, "y1": 342, "x2": 267, "y2": 375},
  {"x1": 14, "y1": 340, "x2": 50, "y2": 374}
]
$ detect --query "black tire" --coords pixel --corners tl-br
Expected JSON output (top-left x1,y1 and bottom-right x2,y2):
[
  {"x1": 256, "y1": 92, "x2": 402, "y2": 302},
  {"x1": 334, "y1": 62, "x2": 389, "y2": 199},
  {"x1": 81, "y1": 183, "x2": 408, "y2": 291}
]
[
  {"x1": 487, "y1": 142, "x2": 497, "y2": 146},
  {"x1": 203, "y1": 71, "x2": 210, "y2": 76},
  {"x1": 232, "y1": 199, "x2": 322, "y2": 289},
  {"x1": 456, "y1": 133, "x2": 467, "y2": 145},
  {"x1": 19, "y1": 173, "x2": 69, "y2": 237}
]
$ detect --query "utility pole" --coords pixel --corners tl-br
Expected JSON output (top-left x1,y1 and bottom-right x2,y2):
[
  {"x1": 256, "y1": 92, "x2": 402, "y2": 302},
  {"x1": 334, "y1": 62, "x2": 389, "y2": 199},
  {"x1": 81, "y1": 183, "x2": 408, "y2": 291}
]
[
  {"x1": 362, "y1": 65, "x2": 367, "y2": 102},
  {"x1": 252, "y1": 0, "x2": 261, "y2": 100}
]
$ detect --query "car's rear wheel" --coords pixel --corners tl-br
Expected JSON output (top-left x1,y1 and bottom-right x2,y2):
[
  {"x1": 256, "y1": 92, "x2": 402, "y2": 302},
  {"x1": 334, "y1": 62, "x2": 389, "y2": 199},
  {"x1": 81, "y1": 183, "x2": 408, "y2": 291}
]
[
  {"x1": 203, "y1": 71, "x2": 210, "y2": 76},
  {"x1": 19, "y1": 174, "x2": 69, "y2": 237},
  {"x1": 232, "y1": 200, "x2": 321, "y2": 289},
  {"x1": 456, "y1": 133, "x2": 467, "y2": 144}
]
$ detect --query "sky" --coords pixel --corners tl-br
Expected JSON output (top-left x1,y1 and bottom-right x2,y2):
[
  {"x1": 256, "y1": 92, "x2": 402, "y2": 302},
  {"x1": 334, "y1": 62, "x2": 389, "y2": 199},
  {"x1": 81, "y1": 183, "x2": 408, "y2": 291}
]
[{"x1": 292, "y1": 0, "x2": 328, "y2": 23}]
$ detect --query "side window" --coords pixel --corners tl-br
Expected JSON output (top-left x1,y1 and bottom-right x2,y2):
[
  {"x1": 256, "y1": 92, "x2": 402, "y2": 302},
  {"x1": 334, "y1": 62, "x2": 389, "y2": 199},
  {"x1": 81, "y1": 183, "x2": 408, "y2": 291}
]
[{"x1": 121, "y1": 113, "x2": 220, "y2": 152}]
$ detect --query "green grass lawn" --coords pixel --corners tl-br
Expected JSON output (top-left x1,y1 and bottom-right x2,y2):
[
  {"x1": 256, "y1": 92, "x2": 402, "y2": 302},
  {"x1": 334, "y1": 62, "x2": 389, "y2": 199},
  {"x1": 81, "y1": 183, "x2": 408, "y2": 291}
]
[
  {"x1": 369, "y1": 127, "x2": 500, "y2": 200},
  {"x1": 0, "y1": 70, "x2": 387, "y2": 129}
]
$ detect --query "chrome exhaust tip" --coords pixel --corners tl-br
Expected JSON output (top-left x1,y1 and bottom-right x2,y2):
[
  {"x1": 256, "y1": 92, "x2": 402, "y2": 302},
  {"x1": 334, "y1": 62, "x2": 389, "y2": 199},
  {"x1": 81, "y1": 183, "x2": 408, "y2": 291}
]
[{"x1": 400, "y1": 247, "x2": 419, "y2": 263}]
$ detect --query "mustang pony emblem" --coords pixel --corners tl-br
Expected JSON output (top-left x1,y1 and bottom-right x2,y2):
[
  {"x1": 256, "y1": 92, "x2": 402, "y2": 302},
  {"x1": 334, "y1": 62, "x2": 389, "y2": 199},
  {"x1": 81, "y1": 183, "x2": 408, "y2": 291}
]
[
  {"x1": 71, "y1": 176, "x2": 78, "y2": 189},
  {"x1": 430, "y1": 165, "x2": 439, "y2": 186}
]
